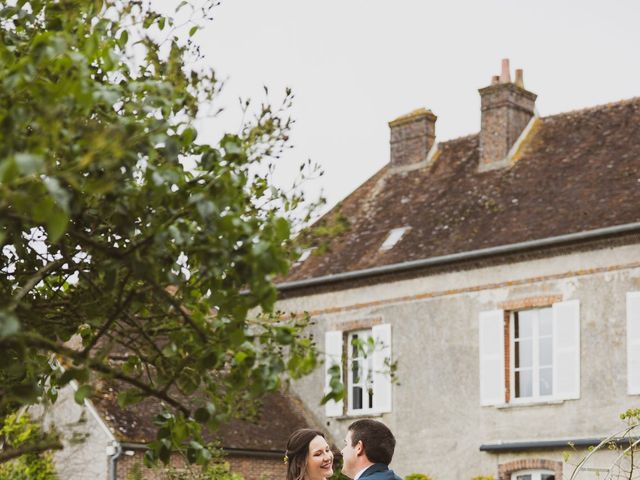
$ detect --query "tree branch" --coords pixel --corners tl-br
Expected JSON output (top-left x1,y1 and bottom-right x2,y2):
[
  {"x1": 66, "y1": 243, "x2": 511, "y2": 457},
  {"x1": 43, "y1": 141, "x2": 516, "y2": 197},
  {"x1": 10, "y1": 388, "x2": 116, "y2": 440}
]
[
  {"x1": 14, "y1": 332, "x2": 191, "y2": 417},
  {"x1": 0, "y1": 439, "x2": 63, "y2": 464},
  {"x1": 9, "y1": 258, "x2": 67, "y2": 310}
]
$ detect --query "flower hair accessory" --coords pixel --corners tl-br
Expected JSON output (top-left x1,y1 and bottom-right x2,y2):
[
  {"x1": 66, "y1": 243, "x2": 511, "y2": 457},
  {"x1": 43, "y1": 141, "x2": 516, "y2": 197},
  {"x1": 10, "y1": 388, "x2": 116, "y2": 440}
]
[{"x1": 283, "y1": 452, "x2": 289, "y2": 464}]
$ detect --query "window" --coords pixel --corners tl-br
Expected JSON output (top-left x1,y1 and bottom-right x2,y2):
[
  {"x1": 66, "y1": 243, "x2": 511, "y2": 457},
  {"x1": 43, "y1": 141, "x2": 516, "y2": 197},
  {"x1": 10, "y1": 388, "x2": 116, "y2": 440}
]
[
  {"x1": 294, "y1": 248, "x2": 314, "y2": 265},
  {"x1": 348, "y1": 330, "x2": 374, "y2": 413},
  {"x1": 627, "y1": 292, "x2": 640, "y2": 394},
  {"x1": 380, "y1": 227, "x2": 410, "y2": 251},
  {"x1": 511, "y1": 308, "x2": 553, "y2": 401},
  {"x1": 511, "y1": 470, "x2": 555, "y2": 480},
  {"x1": 479, "y1": 300, "x2": 580, "y2": 406},
  {"x1": 324, "y1": 324, "x2": 392, "y2": 417}
]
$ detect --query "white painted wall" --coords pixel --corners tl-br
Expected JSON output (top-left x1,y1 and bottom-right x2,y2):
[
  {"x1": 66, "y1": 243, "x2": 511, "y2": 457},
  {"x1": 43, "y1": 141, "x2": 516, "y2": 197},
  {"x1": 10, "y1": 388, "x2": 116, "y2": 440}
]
[{"x1": 35, "y1": 385, "x2": 112, "y2": 479}]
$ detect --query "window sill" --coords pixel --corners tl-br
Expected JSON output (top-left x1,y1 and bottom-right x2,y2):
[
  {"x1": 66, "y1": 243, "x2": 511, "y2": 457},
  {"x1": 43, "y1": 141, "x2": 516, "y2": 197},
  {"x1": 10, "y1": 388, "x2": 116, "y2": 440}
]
[
  {"x1": 495, "y1": 399, "x2": 565, "y2": 409},
  {"x1": 334, "y1": 412, "x2": 385, "y2": 420}
]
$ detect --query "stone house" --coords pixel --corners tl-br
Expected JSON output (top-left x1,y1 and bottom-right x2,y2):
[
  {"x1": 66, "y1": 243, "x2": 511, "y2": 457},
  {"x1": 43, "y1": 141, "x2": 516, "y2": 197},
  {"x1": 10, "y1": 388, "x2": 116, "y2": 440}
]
[
  {"x1": 42, "y1": 382, "x2": 314, "y2": 480},
  {"x1": 276, "y1": 60, "x2": 640, "y2": 480}
]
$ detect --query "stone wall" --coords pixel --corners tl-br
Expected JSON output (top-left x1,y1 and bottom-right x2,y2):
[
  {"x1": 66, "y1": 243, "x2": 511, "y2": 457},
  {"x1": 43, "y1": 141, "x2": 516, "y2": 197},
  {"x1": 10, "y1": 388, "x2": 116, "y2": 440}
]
[{"x1": 279, "y1": 242, "x2": 640, "y2": 479}]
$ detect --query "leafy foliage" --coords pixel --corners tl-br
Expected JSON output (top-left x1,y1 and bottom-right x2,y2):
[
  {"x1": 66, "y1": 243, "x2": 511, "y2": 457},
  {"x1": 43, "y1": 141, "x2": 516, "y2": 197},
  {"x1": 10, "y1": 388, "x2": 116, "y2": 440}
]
[
  {"x1": 568, "y1": 408, "x2": 640, "y2": 480},
  {"x1": 0, "y1": 0, "x2": 322, "y2": 465},
  {"x1": 0, "y1": 413, "x2": 59, "y2": 479},
  {"x1": 405, "y1": 474, "x2": 434, "y2": 480}
]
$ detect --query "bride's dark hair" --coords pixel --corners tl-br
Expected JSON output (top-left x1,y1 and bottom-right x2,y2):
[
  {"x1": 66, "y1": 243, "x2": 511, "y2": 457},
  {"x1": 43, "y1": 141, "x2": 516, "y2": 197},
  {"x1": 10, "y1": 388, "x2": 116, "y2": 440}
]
[{"x1": 285, "y1": 428, "x2": 327, "y2": 480}]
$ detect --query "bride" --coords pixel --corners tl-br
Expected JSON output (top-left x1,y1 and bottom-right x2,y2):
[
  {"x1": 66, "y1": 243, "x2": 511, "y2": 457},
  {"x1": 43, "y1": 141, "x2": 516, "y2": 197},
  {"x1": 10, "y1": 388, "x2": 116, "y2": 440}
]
[{"x1": 285, "y1": 429, "x2": 335, "y2": 480}]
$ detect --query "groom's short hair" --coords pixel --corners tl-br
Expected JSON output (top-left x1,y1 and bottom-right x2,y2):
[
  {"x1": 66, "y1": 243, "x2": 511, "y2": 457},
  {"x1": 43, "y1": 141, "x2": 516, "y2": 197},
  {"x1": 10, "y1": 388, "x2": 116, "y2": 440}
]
[{"x1": 348, "y1": 419, "x2": 396, "y2": 465}]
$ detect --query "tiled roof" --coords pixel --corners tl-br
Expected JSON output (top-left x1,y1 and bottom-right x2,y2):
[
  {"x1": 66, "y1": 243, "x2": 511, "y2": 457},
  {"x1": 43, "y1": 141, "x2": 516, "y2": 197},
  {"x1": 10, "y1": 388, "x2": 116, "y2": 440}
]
[
  {"x1": 92, "y1": 384, "x2": 314, "y2": 452},
  {"x1": 286, "y1": 97, "x2": 640, "y2": 283}
]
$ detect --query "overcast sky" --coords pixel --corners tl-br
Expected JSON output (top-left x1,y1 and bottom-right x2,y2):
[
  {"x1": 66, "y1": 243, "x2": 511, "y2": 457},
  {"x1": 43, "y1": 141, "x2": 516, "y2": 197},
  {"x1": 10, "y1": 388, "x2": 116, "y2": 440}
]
[{"x1": 191, "y1": 0, "x2": 640, "y2": 215}]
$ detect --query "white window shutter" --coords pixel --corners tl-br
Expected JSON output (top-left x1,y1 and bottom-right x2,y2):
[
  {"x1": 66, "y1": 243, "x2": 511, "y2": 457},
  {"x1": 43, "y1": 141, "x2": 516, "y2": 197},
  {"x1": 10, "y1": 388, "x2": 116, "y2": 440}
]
[
  {"x1": 552, "y1": 299, "x2": 580, "y2": 400},
  {"x1": 324, "y1": 331, "x2": 343, "y2": 417},
  {"x1": 478, "y1": 310, "x2": 505, "y2": 406},
  {"x1": 372, "y1": 323, "x2": 392, "y2": 413},
  {"x1": 627, "y1": 293, "x2": 640, "y2": 394}
]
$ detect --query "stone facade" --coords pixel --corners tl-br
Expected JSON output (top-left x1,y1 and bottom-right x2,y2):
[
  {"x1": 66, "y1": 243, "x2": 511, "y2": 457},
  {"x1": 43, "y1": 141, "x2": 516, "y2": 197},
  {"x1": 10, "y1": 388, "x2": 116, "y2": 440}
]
[{"x1": 280, "y1": 242, "x2": 640, "y2": 479}]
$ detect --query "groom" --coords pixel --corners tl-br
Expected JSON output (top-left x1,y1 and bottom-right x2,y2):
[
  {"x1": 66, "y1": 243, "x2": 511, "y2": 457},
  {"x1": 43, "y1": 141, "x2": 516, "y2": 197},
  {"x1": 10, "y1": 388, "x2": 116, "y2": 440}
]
[{"x1": 340, "y1": 419, "x2": 403, "y2": 480}]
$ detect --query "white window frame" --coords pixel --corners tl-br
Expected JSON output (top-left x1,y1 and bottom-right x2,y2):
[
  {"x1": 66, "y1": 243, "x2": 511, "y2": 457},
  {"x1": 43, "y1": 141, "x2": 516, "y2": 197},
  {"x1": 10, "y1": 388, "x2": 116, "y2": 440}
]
[
  {"x1": 479, "y1": 300, "x2": 579, "y2": 407},
  {"x1": 510, "y1": 307, "x2": 554, "y2": 403},
  {"x1": 510, "y1": 469, "x2": 555, "y2": 480},
  {"x1": 347, "y1": 329, "x2": 375, "y2": 415}
]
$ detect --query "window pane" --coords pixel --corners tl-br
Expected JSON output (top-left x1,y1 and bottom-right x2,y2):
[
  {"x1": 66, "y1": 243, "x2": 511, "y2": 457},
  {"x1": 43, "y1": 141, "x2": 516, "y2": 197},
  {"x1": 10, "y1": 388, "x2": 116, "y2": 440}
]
[
  {"x1": 352, "y1": 386, "x2": 363, "y2": 410},
  {"x1": 539, "y1": 337, "x2": 552, "y2": 366},
  {"x1": 517, "y1": 310, "x2": 534, "y2": 338},
  {"x1": 540, "y1": 367, "x2": 553, "y2": 396},
  {"x1": 352, "y1": 360, "x2": 361, "y2": 384},
  {"x1": 515, "y1": 369, "x2": 533, "y2": 398},
  {"x1": 541, "y1": 474, "x2": 555, "y2": 480},
  {"x1": 516, "y1": 475, "x2": 532, "y2": 480},
  {"x1": 539, "y1": 307, "x2": 553, "y2": 335},
  {"x1": 515, "y1": 338, "x2": 533, "y2": 368},
  {"x1": 368, "y1": 388, "x2": 373, "y2": 409}
]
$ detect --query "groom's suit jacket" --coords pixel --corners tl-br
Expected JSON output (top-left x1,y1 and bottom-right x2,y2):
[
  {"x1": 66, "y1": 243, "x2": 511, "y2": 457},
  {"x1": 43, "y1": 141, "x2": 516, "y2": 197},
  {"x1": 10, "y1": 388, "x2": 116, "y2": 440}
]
[{"x1": 359, "y1": 463, "x2": 403, "y2": 480}]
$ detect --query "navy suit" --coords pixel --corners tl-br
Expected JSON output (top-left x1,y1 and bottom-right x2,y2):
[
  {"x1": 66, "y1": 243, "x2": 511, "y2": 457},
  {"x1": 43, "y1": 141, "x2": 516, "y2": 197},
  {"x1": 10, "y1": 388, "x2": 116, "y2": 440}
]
[{"x1": 359, "y1": 463, "x2": 403, "y2": 480}]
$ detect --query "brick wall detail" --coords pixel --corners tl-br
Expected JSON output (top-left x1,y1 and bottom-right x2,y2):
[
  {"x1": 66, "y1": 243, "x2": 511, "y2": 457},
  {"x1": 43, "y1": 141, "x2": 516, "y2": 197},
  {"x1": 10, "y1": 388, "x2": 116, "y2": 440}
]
[
  {"x1": 498, "y1": 458, "x2": 563, "y2": 480},
  {"x1": 479, "y1": 82, "x2": 536, "y2": 168},
  {"x1": 389, "y1": 109, "x2": 436, "y2": 167},
  {"x1": 116, "y1": 451, "x2": 284, "y2": 480}
]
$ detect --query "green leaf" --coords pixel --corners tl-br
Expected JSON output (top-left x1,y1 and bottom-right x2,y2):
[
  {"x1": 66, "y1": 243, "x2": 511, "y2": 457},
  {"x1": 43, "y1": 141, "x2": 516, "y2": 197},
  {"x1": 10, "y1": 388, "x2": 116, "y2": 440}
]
[
  {"x1": 43, "y1": 176, "x2": 71, "y2": 212},
  {"x1": 74, "y1": 385, "x2": 93, "y2": 404},
  {"x1": 58, "y1": 367, "x2": 89, "y2": 386},
  {"x1": 194, "y1": 407, "x2": 210, "y2": 423},
  {"x1": 0, "y1": 158, "x2": 18, "y2": 183},
  {"x1": 45, "y1": 207, "x2": 69, "y2": 242},
  {"x1": 0, "y1": 310, "x2": 20, "y2": 338},
  {"x1": 175, "y1": 1, "x2": 189, "y2": 13},
  {"x1": 14, "y1": 153, "x2": 44, "y2": 175},
  {"x1": 189, "y1": 26, "x2": 198, "y2": 37},
  {"x1": 118, "y1": 30, "x2": 128, "y2": 49}
]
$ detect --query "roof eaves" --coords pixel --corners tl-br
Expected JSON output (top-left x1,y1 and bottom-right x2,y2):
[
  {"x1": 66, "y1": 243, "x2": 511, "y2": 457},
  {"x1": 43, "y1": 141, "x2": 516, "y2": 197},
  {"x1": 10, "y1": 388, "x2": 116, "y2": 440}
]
[{"x1": 277, "y1": 221, "x2": 640, "y2": 293}]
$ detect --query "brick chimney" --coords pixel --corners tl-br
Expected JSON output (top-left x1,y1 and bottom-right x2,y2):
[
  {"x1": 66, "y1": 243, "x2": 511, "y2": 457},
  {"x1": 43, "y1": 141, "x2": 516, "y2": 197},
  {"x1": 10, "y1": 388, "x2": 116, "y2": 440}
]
[
  {"x1": 389, "y1": 108, "x2": 437, "y2": 167},
  {"x1": 478, "y1": 59, "x2": 537, "y2": 170}
]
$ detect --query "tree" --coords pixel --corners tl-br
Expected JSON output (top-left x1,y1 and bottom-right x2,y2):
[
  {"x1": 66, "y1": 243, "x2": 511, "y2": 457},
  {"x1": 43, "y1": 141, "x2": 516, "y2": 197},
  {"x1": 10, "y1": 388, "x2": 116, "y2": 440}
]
[{"x1": 0, "y1": 0, "x2": 320, "y2": 465}]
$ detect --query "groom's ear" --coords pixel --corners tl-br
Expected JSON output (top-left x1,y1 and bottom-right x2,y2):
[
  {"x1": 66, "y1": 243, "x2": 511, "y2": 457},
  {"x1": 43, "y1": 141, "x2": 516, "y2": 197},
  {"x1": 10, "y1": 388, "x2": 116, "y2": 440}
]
[{"x1": 355, "y1": 440, "x2": 365, "y2": 457}]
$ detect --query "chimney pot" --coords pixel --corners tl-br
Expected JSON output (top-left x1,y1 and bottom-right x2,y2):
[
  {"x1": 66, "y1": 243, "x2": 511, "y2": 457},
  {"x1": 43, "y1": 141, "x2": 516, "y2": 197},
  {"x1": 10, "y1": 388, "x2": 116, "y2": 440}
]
[
  {"x1": 388, "y1": 108, "x2": 437, "y2": 167},
  {"x1": 500, "y1": 58, "x2": 511, "y2": 83},
  {"x1": 515, "y1": 69, "x2": 524, "y2": 88}
]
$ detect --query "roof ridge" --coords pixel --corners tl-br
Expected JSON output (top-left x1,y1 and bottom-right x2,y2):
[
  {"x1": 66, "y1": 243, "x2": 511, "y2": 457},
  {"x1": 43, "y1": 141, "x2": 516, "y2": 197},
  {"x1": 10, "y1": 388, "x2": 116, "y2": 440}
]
[
  {"x1": 541, "y1": 95, "x2": 640, "y2": 120},
  {"x1": 438, "y1": 132, "x2": 479, "y2": 145}
]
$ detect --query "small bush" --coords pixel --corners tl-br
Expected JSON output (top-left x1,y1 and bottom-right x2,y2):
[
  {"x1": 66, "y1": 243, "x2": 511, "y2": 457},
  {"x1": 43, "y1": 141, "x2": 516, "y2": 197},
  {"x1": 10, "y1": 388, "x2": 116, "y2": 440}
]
[
  {"x1": 405, "y1": 474, "x2": 434, "y2": 480},
  {"x1": 0, "y1": 413, "x2": 59, "y2": 480}
]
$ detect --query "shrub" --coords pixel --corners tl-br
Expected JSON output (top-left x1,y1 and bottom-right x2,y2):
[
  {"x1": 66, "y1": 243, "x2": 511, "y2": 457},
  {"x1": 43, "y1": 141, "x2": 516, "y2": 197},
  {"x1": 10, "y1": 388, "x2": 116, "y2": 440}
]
[{"x1": 405, "y1": 474, "x2": 434, "y2": 480}]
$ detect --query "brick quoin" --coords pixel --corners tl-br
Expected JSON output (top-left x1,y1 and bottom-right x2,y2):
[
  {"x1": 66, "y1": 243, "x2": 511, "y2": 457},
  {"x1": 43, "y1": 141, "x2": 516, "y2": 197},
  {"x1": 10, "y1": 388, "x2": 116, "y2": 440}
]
[{"x1": 498, "y1": 458, "x2": 562, "y2": 480}]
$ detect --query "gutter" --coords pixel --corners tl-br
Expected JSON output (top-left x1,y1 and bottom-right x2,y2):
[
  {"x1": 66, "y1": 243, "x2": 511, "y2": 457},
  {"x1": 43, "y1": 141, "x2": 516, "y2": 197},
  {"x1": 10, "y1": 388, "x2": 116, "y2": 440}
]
[
  {"x1": 480, "y1": 437, "x2": 640, "y2": 452},
  {"x1": 278, "y1": 221, "x2": 640, "y2": 292}
]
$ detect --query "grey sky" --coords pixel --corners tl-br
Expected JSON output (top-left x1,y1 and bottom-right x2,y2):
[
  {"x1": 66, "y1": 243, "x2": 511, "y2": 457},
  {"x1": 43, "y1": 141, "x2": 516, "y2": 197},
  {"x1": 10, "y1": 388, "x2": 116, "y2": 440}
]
[{"x1": 193, "y1": 0, "x2": 640, "y2": 214}]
